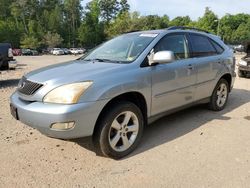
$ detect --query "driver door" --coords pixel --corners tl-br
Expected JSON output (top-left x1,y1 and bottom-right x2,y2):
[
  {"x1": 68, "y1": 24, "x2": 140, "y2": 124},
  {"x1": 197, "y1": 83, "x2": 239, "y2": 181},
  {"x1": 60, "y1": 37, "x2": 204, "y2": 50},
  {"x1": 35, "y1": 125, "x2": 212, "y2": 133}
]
[{"x1": 151, "y1": 33, "x2": 197, "y2": 116}]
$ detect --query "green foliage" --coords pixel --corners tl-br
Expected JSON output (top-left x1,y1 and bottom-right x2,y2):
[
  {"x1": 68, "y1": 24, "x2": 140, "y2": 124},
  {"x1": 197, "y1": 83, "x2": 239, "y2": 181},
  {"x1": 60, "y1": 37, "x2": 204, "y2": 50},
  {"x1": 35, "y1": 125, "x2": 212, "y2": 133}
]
[
  {"x1": 43, "y1": 31, "x2": 63, "y2": 48},
  {"x1": 99, "y1": 0, "x2": 119, "y2": 23},
  {"x1": 119, "y1": 0, "x2": 130, "y2": 14},
  {"x1": 20, "y1": 35, "x2": 40, "y2": 49},
  {"x1": 232, "y1": 19, "x2": 250, "y2": 43},
  {"x1": 78, "y1": 0, "x2": 104, "y2": 47},
  {"x1": 220, "y1": 14, "x2": 250, "y2": 43},
  {"x1": 170, "y1": 16, "x2": 191, "y2": 27},
  {"x1": 196, "y1": 7, "x2": 218, "y2": 33},
  {"x1": 0, "y1": 19, "x2": 22, "y2": 47},
  {"x1": 1, "y1": 1, "x2": 250, "y2": 48}
]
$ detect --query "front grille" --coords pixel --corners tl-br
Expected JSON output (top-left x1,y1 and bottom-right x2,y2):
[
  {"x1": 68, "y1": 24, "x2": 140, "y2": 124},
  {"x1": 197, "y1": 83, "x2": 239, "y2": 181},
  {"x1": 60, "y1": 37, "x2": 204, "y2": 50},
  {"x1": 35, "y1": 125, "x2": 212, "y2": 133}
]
[{"x1": 18, "y1": 77, "x2": 43, "y2": 95}]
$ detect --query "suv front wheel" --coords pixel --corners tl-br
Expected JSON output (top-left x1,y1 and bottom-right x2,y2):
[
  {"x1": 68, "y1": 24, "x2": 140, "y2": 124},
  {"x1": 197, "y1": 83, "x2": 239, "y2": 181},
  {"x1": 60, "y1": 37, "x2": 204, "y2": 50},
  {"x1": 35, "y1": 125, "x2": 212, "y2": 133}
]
[{"x1": 93, "y1": 101, "x2": 144, "y2": 159}]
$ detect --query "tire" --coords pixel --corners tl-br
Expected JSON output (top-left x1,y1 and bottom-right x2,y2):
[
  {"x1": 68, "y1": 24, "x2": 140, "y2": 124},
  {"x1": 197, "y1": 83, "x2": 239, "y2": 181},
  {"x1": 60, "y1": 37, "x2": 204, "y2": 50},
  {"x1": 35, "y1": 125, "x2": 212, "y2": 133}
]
[
  {"x1": 93, "y1": 101, "x2": 144, "y2": 159},
  {"x1": 238, "y1": 70, "x2": 245, "y2": 78},
  {"x1": 1, "y1": 61, "x2": 9, "y2": 70},
  {"x1": 208, "y1": 78, "x2": 229, "y2": 111}
]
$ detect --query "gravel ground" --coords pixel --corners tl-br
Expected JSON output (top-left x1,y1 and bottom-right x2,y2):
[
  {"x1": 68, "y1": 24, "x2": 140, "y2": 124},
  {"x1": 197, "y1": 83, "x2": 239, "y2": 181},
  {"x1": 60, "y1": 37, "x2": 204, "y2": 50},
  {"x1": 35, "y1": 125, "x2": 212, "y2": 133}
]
[{"x1": 0, "y1": 55, "x2": 250, "y2": 188}]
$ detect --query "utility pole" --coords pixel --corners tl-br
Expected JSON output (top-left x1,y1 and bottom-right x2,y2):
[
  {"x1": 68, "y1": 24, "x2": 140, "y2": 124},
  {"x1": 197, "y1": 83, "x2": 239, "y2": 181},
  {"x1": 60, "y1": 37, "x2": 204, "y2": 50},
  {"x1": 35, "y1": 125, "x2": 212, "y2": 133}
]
[{"x1": 214, "y1": 19, "x2": 220, "y2": 36}]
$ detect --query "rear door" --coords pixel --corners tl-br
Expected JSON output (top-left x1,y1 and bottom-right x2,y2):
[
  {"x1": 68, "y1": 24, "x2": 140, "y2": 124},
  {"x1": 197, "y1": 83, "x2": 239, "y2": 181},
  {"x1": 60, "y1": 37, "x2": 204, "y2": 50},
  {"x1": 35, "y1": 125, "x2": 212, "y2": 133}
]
[
  {"x1": 151, "y1": 33, "x2": 197, "y2": 116},
  {"x1": 187, "y1": 34, "x2": 224, "y2": 101}
]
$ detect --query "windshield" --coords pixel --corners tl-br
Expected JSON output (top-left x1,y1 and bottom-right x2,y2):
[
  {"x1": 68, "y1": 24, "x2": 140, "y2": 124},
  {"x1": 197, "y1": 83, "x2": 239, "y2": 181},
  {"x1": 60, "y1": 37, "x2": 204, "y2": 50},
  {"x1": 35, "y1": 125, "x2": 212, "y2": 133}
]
[{"x1": 83, "y1": 33, "x2": 158, "y2": 63}]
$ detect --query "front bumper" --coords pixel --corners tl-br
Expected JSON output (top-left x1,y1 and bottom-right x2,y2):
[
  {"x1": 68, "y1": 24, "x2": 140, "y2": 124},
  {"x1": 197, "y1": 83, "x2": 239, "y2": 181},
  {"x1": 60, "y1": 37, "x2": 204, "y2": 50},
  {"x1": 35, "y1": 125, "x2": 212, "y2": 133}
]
[
  {"x1": 10, "y1": 92, "x2": 108, "y2": 139},
  {"x1": 238, "y1": 65, "x2": 250, "y2": 72}
]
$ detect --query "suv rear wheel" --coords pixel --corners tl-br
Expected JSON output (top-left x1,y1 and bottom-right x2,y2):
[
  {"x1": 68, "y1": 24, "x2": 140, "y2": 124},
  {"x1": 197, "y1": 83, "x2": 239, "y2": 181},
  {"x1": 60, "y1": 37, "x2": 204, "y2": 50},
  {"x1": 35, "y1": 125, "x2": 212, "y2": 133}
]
[
  {"x1": 93, "y1": 101, "x2": 144, "y2": 159},
  {"x1": 208, "y1": 78, "x2": 229, "y2": 111}
]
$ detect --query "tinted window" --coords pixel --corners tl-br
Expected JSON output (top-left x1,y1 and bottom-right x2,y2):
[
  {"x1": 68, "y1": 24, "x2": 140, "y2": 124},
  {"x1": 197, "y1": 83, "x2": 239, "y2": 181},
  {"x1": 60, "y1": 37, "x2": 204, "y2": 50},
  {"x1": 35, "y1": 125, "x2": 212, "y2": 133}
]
[
  {"x1": 155, "y1": 34, "x2": 189, "y2": 60},
  {"x1": 210, "y1": 39, "x2": 224, "y2": 54},
  {"x1": 189, "y1": 34, "x2": 217, "y2": 57}
]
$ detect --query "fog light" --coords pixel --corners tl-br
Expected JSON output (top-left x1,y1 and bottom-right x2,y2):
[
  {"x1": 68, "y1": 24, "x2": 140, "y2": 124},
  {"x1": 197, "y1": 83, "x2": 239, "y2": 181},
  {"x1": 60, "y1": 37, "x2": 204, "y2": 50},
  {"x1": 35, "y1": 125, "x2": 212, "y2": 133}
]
[{"x1": 50, "y1": 121, "x2": 75, "y2": 130}]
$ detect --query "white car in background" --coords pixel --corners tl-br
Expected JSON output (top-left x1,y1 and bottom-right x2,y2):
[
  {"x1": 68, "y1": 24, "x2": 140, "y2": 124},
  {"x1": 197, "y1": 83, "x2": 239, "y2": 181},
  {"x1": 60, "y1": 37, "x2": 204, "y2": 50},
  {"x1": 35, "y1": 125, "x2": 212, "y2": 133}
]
[
  {"x1": 70, "y1": 48, "x2": 85, "y2": 55},
  {"x1": 77, "y1": 48, "x2": 85, "y2": 54},
  {"x1": 52, "y1": 48, "x2": 64, "y2": 55},
  {"x1": 69, "y1": 48, "x2": 79, "y2": 55}
]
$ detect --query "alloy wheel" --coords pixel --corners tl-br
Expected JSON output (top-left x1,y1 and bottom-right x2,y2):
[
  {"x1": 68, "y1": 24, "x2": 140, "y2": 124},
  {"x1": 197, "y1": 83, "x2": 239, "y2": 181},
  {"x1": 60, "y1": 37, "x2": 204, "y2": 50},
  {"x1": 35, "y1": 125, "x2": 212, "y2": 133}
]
[
  {"x1": 108, "y1": 111, "x2": 139, "y2": 152},
  {"x1": 216, "y1": 83, "x2": 228, "y2": 107}
]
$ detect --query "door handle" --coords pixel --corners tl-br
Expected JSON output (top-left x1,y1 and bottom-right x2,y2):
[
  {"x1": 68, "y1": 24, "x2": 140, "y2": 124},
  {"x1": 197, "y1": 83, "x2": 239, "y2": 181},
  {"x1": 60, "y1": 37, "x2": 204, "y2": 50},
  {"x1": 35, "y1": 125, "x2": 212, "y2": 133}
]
[{"x1": 187, "y1": 64, "x2": 194, "y2": 70}]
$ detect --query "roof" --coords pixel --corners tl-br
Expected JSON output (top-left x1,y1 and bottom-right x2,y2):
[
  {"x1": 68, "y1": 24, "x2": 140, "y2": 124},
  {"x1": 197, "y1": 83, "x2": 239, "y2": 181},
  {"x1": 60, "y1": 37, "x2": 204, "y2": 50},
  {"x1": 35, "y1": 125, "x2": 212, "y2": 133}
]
[{"x1": 127, "y1": 26, "x2": 216, "y2": 37}]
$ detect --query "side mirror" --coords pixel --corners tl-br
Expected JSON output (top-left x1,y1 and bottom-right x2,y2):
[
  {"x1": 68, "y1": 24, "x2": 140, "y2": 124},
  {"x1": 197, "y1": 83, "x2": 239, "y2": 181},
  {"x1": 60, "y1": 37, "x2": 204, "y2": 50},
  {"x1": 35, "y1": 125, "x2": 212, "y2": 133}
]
[{"x1": 150, "y1": 51, "x2": 175, "y2": 65}]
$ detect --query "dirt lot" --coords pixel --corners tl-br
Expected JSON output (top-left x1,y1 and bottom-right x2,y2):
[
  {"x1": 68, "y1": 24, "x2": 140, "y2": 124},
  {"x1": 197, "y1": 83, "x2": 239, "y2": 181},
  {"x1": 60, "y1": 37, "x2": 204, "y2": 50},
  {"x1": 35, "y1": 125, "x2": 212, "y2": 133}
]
[{"x1": 0, "y1": 55, "x2": 250, "y2": 188}]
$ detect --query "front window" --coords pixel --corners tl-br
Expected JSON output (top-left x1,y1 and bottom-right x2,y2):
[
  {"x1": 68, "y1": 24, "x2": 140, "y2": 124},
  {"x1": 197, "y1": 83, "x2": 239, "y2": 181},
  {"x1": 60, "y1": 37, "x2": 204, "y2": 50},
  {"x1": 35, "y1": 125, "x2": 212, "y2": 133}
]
[
  {"x1": 83, "y1": 33, "x2": 158, "y2": 63},
  {"x1": 154, "y1": 34, "x2": 189, "y2": 60}
]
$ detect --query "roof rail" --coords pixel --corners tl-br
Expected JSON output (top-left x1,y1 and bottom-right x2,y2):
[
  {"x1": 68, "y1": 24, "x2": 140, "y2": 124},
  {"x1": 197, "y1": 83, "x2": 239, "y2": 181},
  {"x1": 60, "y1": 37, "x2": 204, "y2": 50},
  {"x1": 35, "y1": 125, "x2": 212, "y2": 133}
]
[
  {"x1": 125, "y1": 30, "x2": 141, "y2": 33},
  {"x1": 167, "y1": 26, "x2": 210, "y2": 34}
]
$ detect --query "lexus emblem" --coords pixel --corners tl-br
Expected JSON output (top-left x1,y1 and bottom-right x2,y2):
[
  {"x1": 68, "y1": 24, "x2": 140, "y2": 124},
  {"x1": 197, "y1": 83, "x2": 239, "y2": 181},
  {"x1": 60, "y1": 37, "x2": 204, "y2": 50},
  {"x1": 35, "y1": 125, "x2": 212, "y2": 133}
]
[{"x1": 19, "y1": 81, "x2": 26, "y2": 89}]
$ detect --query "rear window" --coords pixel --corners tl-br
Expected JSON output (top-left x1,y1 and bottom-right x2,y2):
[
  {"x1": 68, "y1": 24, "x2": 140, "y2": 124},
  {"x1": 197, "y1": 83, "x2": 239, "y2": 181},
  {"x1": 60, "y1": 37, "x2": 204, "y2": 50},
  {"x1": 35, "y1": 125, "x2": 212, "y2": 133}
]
[
  {"x1": 189, "y1": 34, "x2": 217, "y2": 57},
  {"x1": 210, "y1": 39, "x2": 224, "y2": 54}
]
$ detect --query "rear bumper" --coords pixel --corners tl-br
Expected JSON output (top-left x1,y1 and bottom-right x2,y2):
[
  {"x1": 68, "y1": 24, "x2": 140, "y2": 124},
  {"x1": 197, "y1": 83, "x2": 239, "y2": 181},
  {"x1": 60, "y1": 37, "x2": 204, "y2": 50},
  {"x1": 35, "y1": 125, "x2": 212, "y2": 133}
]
[
  {"x1": 8, "y1": 60, "x2": 17, "y2": 69},
  {"x1": 10, "y1": 92, "x2": 108, "y2": 139},
  {"x1": 231, "y1": 71, "x2": 236, "y2": 91}
]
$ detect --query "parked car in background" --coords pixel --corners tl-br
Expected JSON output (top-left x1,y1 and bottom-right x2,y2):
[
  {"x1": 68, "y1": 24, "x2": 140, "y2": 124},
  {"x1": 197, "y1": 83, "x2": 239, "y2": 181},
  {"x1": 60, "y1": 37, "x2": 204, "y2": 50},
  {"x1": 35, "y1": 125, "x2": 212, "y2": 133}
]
[
  {"x1": 31, "y1": 49, "x2": 39, "y2": 56},
  {"x1": 69, "y1": 48, "x2": 85, "y2": 55},
  {"x1": 62, "y1": 48, "x2": 71, "y2": 55},
  {"x1": 69, "y1": 48, "x2": 79, "y2": 55},
  {"x1": 21, "y1": 49, "x2": 39, "y2": 56},
  {"x1": 13, "y1": 49, "x2": 22, "y2": 56},
  {"x1": 234, "y1": 44, "x2": 244, "y2": 52},
  {"x1": 77, "y1": 48, "x2": 85, "y2": 54},
  {"x1": 21, "y1": 49, "x2": 33, "y2": 56},
  {"x1": 52, "y1": 48, "x2": 64, "y2": 55},
  {"x1": 238, "y1": 41, "x2": 250, "y2": 77},
  {"x1": 10, "y1": 27, "x2": 236, "y2": 159},
  {"x1": 41, "y1": 48, "x2": 50, "y2": 55},
  {"x1": 0, "y1": 43, "x2": 17, "y2": 70}
]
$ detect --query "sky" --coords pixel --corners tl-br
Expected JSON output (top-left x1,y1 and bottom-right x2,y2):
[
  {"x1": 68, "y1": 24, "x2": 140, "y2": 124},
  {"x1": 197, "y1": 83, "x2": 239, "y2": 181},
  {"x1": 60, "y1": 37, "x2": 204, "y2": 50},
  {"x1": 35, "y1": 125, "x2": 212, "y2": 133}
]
[{"x1": 82, "y1": 0, "x2": 250, "y2": 20}]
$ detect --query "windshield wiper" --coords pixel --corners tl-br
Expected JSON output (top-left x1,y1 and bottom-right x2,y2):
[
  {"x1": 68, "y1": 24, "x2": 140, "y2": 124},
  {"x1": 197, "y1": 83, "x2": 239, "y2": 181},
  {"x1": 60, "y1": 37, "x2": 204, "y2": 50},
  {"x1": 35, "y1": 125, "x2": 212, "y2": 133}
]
[{"x1": 84, "y1": 58, "x2": 121, "y2": 63}]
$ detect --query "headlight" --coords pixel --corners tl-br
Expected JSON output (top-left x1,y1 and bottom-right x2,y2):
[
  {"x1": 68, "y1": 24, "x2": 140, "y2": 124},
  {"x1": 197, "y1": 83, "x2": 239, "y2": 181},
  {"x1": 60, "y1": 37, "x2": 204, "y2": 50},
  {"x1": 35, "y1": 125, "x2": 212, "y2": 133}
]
[
  {"x1": 239, "y1": 60, "x2": 247, "y2": 66},
  {"x1": 43, "y1": 82, "x2": 93, "y2": 104}
]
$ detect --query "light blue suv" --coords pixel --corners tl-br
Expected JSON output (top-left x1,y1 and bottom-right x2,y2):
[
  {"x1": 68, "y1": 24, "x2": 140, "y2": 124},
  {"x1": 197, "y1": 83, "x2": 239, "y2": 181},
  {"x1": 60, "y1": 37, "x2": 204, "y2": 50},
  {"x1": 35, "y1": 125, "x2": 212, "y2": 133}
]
[{"x1": 10, "y1": 27, "x2": 236, "y2": 159}]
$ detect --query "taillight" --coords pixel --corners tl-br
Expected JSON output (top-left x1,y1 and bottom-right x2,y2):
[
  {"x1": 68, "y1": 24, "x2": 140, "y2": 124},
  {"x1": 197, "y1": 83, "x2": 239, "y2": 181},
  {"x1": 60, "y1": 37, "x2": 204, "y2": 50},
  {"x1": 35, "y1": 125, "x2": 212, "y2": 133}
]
[{"x1": 8, "y1": 48, "x2": 13, "y2": 58}]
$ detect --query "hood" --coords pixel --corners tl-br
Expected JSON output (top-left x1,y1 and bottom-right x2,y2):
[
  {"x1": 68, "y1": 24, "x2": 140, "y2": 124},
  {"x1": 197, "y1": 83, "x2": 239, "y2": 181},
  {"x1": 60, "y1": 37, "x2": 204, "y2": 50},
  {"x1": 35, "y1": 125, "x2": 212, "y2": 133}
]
[{"x1": 25, "y1": 60, "x2": 125, "y2": 84}]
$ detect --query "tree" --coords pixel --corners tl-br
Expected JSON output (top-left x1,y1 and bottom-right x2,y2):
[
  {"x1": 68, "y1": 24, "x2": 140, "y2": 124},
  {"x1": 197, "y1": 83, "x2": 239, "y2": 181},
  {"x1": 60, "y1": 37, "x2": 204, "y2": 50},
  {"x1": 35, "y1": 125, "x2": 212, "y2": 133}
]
[
  {"x1": 99, "y1": 0, "x2": 119, "y2": 24},
  {"x1": 170, "y1": 16, "x2": 191, "y2": 26},
  {"x1": 1, "y1": 0, "x2": 250, "y2": 48},
  {"x1": 20, "y1": 35, "x2": 40, "y2": 49},
  {"x1": 78, "y1": 0, "x2": 104, "y2": 47},
  {"x1": 43, "y1": 31, "x2": 63, "y2": 48},
  {"x1": 232, "y1": 19, "x2": 250, "y2": 43},
  {"x1": 64, "y1": 0, "x2": 82, "y2": 47},
  {"x1": 119, "y1": 0, "x2": 130, "y2": 14},
  {"x1": 220, "y1": 14, "x2": 250, "y2": 43},
  {"x1": 196, "y1": 7, "x2": 218, "y2": 33},
  {"x1": 0, "y1": 19, "x2": 22, "y2": 47},
  {"x1": 106, "y1": 12, "x2": 132, "y2": 37}
]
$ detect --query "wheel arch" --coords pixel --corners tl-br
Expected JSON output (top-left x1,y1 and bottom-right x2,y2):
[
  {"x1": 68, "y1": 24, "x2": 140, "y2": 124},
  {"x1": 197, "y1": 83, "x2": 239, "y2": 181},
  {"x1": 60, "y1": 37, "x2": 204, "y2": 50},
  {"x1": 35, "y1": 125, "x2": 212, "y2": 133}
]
[
  {"x1": 220, "y1": 73, "x2": 232, "y2": 92},
  {"x1": 93, "y1": 91, "x2": 148, "y2": 136}
]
